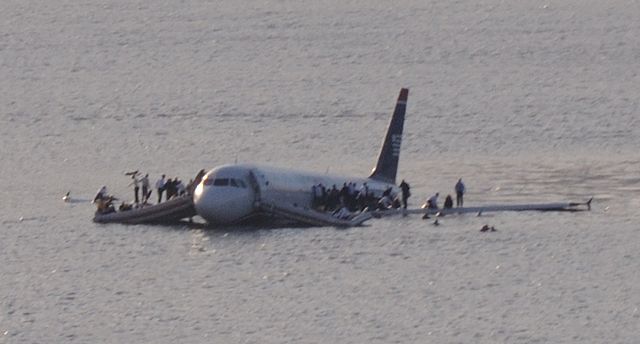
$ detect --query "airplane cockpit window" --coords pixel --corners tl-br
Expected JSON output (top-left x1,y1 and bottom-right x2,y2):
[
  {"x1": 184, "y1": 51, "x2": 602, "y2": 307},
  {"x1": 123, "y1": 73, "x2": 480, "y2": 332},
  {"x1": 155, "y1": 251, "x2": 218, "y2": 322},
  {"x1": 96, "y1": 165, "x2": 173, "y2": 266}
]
[
  {"x1": 204, "y1": 177, "x2": 247, "y2": 188},
  {"x1": 213, "y1": 178, "x2": 229, "y2": 186}
]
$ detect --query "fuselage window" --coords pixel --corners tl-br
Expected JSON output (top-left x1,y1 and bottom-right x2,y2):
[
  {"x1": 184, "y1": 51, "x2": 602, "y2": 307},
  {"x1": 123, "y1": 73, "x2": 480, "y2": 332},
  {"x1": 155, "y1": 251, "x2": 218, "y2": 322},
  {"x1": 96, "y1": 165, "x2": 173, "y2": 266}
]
[
  {"x1": 213, "y1": 178, "x2": 229, "y2": 186},
  {"x1": 238, "y1": 180, "x2": 247, "y2": 188},
  {"x1": 230, "y1": 179, "x2": 238, "y2": 187},
  {"x1": 203, "y1": 178, "x2": 214, "y2": 186}
]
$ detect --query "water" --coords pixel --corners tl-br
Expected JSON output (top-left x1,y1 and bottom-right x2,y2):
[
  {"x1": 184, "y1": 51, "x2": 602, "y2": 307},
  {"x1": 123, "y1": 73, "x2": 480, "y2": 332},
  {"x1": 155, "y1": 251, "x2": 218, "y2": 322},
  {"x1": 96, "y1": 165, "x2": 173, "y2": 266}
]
[{"x1": 1, "y1": 1, "x2": 639, "y2": 342}]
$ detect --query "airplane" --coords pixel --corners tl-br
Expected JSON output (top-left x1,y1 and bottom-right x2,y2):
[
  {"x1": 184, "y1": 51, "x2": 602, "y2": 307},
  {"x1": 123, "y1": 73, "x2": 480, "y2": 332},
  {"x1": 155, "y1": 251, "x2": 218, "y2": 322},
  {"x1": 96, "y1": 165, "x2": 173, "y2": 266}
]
[
  {"x1": 93, "y1": 87, "x2": 590, "y2": 226},
  {"x1": 192, "y1": 88, "x2": 410, "y2": 226}
]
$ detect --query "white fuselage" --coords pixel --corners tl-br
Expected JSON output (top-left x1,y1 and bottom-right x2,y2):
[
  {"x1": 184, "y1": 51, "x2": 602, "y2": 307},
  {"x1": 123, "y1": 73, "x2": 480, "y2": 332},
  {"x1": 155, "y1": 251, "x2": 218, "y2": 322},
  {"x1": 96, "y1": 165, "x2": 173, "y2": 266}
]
[
  {"x1": 194, "y1": 88, "x2": 409, "y2": 225},
  {"x1": 193, "y1": 163, "x2": 397, "y2": 225}
]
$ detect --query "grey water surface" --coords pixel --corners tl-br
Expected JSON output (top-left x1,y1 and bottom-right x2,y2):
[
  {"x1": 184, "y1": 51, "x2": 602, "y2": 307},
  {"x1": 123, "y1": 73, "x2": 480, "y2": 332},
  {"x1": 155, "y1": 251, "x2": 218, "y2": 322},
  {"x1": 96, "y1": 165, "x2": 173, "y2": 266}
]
[{"x1": 1, "y1": 1, "x2": 639, "y2": 343}]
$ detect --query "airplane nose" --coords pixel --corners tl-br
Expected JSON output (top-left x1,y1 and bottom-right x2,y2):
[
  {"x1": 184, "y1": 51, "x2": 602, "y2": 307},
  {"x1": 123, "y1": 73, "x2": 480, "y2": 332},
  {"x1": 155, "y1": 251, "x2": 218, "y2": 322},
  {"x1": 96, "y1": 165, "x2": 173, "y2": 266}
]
[
  {"x1": 193, "y1": 179, "x2": 255, "y2": 225},
  {"x1": 193, "y1": 184, "x2": 221, "y2": 223}
]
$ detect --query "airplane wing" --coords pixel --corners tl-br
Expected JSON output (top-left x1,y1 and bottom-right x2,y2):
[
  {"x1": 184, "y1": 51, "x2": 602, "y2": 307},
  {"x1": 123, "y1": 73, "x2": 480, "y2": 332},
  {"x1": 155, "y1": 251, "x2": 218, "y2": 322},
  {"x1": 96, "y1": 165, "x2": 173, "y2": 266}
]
[
  {"x1": 370, "y1": 198, "x2": 593, "y2": 218},
  {"x1": 258, "y1": 202, "x2": 372, "y2": 227}
]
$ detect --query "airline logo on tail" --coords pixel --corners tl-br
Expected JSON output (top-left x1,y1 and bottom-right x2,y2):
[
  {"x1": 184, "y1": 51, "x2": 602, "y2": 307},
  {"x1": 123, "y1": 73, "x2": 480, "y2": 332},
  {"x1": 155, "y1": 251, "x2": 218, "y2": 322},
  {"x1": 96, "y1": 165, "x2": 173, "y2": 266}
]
[
  {"x1": 369, "y1": 88, "x2": 408, "y2": 184},
  {"x1": 391, "y1": 134, "x2": 401, "y2": 157}
]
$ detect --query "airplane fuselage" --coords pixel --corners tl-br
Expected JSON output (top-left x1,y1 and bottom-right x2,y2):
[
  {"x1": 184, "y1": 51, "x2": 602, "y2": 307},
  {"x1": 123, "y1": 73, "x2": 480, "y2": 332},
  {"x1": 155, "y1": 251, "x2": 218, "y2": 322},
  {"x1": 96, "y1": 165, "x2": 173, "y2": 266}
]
[
  {"x1": 193, "y1": 88, "x2": 409, "y2": 226},
  {"x1": 193, "y1": 163, "x2": 398, "y2": 225}
]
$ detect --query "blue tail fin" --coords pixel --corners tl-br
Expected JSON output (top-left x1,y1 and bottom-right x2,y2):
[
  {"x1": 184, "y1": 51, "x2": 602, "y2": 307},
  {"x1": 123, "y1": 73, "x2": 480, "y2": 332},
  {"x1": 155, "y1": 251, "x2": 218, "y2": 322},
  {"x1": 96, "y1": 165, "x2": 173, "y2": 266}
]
[{"x1": 368, "y1": 88, "x2": 408, "y2": 184}]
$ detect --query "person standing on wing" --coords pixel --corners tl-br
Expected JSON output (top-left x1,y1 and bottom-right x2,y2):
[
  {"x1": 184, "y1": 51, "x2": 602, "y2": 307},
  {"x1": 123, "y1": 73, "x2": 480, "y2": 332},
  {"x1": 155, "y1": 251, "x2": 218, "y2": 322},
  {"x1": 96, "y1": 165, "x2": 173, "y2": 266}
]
[
  {"x1": 140, "y1": 174, "x2": 150, "y2": 203},
  {"x1": 399, "y1": 179, "x2": 411, "y2": 209},
  {"x1": 129, "y1": 173, "x2": 140, "y2": 204},
  {"x1": 455, "y1": 178, "x2": 466, "y2": 207},
  {"x1": 155, "y1": 174, "x2": 166, "y2": 204}
]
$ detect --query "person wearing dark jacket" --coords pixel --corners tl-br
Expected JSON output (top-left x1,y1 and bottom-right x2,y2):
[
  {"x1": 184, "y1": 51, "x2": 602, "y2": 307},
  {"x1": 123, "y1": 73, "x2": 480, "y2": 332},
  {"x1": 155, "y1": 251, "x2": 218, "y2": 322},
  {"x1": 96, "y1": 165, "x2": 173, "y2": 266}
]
[
  {"x1": 455, "y1": 178, "x2": 466, "y2": 207},
  {"x1": 165, "y1": 178, "x2": 175, "y2": 200},
  {"x1": 444, "y1": 194, "x2": 453, "y2": 209},
  {"x1": 399, "y1": 179, "x2": 411, "y2": 209}
]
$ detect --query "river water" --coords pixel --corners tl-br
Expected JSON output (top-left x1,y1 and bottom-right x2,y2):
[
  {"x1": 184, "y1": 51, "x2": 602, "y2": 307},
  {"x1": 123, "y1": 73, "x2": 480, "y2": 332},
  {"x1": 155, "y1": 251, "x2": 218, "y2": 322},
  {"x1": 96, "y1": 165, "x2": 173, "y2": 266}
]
[{"x1": 1, "y1": 1, "x2": 639, "y2": 343}]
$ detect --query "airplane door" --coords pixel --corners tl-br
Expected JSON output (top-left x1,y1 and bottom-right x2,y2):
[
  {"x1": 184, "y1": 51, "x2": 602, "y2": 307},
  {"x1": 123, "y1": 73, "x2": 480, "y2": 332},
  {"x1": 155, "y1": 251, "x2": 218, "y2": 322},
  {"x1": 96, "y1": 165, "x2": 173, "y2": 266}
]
[{"x1": 247, "y1": 170, "x2": 263, "y2": 206}]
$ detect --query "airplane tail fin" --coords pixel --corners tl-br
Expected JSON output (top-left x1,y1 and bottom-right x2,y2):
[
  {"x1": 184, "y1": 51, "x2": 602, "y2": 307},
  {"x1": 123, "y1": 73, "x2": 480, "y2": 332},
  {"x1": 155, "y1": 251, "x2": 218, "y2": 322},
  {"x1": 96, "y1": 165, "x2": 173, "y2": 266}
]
[{"x1": 368, "y1": 88, "x2": 408, "y2": 184}]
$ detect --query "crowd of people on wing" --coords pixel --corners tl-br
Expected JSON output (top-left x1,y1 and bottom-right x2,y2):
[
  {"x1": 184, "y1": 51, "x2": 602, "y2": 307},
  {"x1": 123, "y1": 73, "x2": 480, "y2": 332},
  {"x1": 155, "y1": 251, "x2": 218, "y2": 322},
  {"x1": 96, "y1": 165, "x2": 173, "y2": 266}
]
[
  {"x1": 152, "y1": 174, "x2": 188, "y2": 204},
  {"x1": 310, "y1": 179, "x2": 413, "y2": 220},
  {"x1": 310, "y1": 177, "x2": 466, "y2": 219},
  {"x1": 93, "y1": 169, "x2": 207, "y2": 214},
  {"x1": 311, "y1": 182, "x2": 400, "y2": 216}
]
